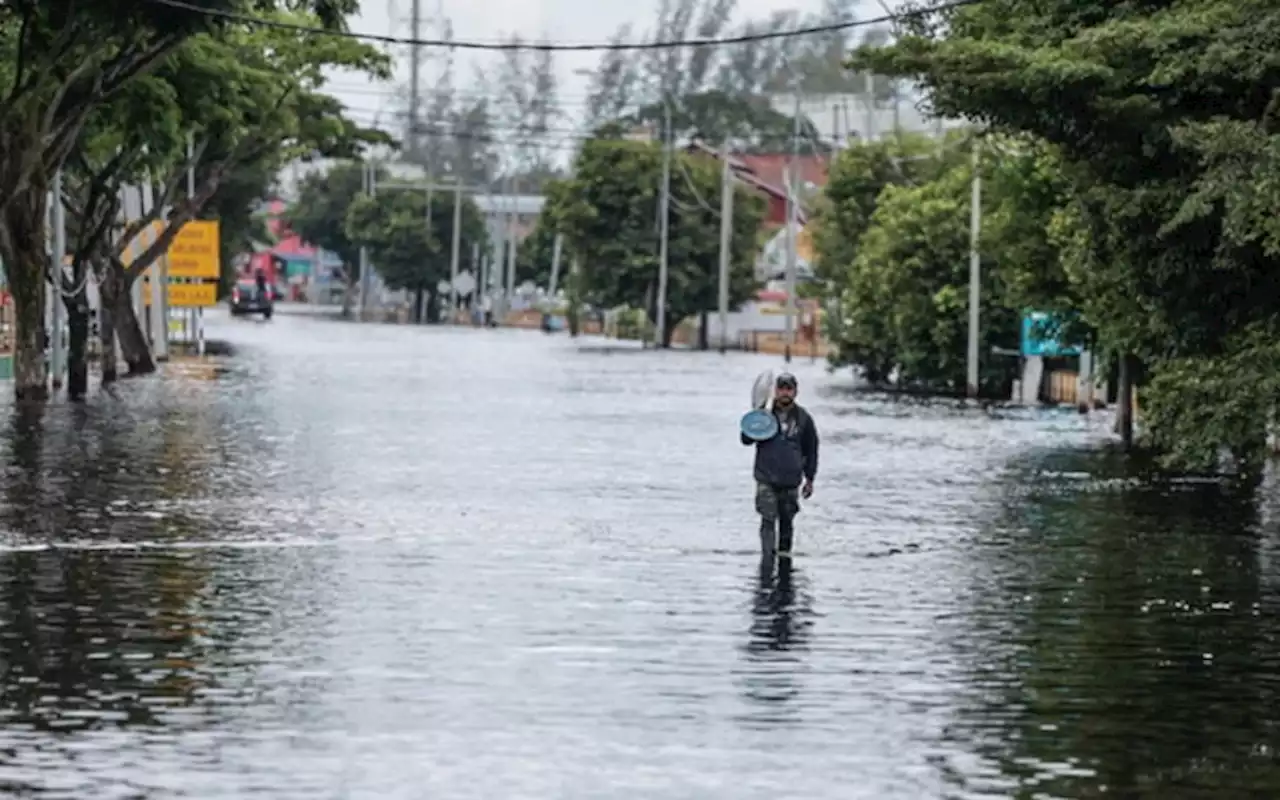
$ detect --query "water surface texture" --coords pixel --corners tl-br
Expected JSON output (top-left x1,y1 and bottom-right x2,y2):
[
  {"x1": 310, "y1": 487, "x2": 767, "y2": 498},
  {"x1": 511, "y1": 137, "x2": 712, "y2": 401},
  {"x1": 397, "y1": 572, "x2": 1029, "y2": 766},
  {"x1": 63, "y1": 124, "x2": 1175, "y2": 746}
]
[{"x1": 1, "y1": 308, "x2": 1278, "y2": 799}]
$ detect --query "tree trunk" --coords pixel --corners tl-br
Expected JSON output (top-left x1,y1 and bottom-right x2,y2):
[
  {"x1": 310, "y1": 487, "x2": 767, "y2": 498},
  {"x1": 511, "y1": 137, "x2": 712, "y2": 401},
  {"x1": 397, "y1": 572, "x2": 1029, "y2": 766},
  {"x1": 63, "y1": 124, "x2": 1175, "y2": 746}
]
[
  {"x1": 567, "y1": 303, "x2": 581, "y2": 337},
  {"x1": 425, "y1": 289, "x2": 441, "y2": 324},
  {"x1": 113, "y1": 282, "x2": 155, "y2": 376},
  {"x1": 64, "y1": 275, "x2": 90, "y2": 401},
  {"x1": 698, "y1": 311, "x2": 709, "y2": 351},
  {"x1": 341, "y1": 277, "x2": 354, "y2": 319},
  {"x1": 0, "y1": 185, "x2": 51, "y2": 401},
  {"x1": 97, "y1": 265, "x2": 121, "y2": 383},
  {"x1": 1116, "y1": 352, "x2": 1134, "y2": 450},
  {"x1": 414, "y1": 287, "x2": 425, "y2": 324}
]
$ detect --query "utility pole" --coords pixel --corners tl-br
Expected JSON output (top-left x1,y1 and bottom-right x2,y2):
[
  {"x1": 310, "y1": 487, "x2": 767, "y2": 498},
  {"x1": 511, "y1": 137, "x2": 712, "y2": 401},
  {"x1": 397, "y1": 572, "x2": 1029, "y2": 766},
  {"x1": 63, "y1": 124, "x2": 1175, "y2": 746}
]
[
  {"x1": 50, "y1": 169, "x2": 65, "y2": 389},
  {"x1": 967, "y1": 140, "x2": 982, "y2": 398},
  {"x1": 470, "y1": 241, "x2": 479, "y2": 307},
  {"x1": 717, "y1": 141, "x2": 733, "y2": 355},
  {"x1": 863, "y1": 70, "x2": 876, "y2": 142},
  {"x1": 489, "y1": 181, "x2": 504, "y2": 322},
  {"x1": 407, "y1": 0, "x2": 422, "y2": 160},
  {"x1": 186, "y1": 133, "x2": 204, "y2": 356},
  {"x1": 783, "y1": 92, "x2": 800, "y2": 363},
  {"x1": 656, "y1": 100, "x2": 672, "y2": 348},
  {"x1": 505, "y1": 178, "x2": 518, "y2": 322},
  {"x1": 478, "y1": 254, "x2": 488, "y2": 325},
  {"x1": 548, "y1": 233, "x2": 563, "y2": 296},
  {"x1": 449, "y1": 179, "x2": 462, "y2": 319},
  {"x1": 359, "y1": 160, "x2": 371, "y2": 321},
  {"x1": 142, "y1": 178, "x2": 167, "y2": 362}
]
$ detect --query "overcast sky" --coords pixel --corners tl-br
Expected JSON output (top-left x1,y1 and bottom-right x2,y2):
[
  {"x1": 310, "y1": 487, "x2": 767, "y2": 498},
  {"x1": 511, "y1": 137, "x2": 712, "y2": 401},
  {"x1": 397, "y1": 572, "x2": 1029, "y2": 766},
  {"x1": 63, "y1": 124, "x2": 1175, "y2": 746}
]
[{"x1": 322, "y1": 0, "x2": 878, "y2": 138}]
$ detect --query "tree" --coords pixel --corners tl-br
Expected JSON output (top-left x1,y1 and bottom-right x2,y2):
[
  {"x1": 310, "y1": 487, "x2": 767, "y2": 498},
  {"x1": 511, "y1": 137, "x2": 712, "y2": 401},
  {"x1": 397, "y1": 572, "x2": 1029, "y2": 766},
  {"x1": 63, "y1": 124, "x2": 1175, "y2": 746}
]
[
  {"x1": 514, "y1": 220, "x2": 560, "y2": 289},
  {"x1": 73, "y1": 9, "x2": 388, "y2": 383},
  {"x1": 345, "y1": 184, "x2": 488, "y2": 323},
  {"x1": 487, "y1": 36, "x2": 561, "y2": 191},
  {"x1": 287, "y1": 162, "x2": 384, "y2": 318},
  {"x1": 582, "y1": 0, "x2": 895, "y2": 135},
  {"x1": 813, "y1": 131, "x2": 966, "y2": 375},
  {"x1": 833, "y1": 158, "x2": 1020, "y2": 393},
  {"x1": 812, "y1": 131, "x2": 957, "y2": 286},
  {"x1": 619, "y1": 91, "x2": 824, "y2": 154},
  {"x1": 850, "y1": 0, "x2": 1280, "y2": 469},
  {"x1": 0, "y1": 0, "x2": 357, "y2": 400},
  {"x1": 550, "y1": 139, "x2": 765, "y2": 346}
]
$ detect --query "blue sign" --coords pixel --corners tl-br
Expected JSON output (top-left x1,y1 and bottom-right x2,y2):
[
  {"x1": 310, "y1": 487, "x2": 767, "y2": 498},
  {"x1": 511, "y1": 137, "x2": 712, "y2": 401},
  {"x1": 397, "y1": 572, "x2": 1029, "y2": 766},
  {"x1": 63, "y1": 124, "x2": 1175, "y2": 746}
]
[{"x1": 1021, "y1": 311, "x2": 1082, "y2": 357}]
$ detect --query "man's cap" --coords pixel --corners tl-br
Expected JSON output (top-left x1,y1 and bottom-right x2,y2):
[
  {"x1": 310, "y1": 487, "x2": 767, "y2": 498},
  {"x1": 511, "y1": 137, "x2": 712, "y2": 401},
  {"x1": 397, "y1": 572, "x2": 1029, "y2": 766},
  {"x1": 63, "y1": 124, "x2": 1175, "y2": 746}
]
[{"x1": 776, "y1": 372, "x2": 797, "y2": 389}]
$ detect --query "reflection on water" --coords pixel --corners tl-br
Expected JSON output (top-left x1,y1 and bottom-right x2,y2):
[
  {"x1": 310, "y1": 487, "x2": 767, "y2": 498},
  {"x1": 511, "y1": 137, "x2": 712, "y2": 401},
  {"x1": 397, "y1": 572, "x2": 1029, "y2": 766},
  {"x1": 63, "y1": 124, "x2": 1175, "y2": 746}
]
[
  {"x1": 945, "y1": 447, "x2": 1280, "y2": 797},
  {"x1": 737, "y1": 558, "x2": 815, "y2": 726},
  {"x1": 0, "y1": 311, "x2": 1278, "y2": 797}
]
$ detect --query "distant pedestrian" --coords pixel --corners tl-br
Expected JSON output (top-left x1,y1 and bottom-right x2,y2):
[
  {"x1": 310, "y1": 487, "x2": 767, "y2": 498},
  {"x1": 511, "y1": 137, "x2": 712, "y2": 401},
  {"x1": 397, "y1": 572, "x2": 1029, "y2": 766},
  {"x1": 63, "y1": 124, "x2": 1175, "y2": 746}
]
[{"x1": 740, "y1": 372, "x2": 819, "y2": 558}]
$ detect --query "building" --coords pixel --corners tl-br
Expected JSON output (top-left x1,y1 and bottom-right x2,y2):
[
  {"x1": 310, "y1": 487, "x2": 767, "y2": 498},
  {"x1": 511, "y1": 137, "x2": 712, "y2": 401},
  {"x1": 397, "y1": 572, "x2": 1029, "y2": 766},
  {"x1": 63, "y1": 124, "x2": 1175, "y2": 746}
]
[
  {"x1": 683, "y1": 141, "x2": 828, "y2": 230},
  {"x1": 473, "y1": 194, "x2": 544, "y2": 246}
]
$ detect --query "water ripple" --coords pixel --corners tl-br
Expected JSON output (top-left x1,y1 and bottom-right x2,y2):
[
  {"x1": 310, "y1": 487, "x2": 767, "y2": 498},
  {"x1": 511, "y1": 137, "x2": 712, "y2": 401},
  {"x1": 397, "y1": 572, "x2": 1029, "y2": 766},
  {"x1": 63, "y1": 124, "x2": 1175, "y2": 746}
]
[{"x1": 0, "y1": 308, "x2": 1276, "y2": 798}]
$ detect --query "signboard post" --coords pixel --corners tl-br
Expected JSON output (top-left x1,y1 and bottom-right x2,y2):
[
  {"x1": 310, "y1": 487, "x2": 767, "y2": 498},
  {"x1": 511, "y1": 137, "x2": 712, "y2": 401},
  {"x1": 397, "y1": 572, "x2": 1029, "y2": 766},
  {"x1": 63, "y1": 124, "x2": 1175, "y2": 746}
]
[{"x1": 131, "y1": 220, "x2": 221, "y2": 355}]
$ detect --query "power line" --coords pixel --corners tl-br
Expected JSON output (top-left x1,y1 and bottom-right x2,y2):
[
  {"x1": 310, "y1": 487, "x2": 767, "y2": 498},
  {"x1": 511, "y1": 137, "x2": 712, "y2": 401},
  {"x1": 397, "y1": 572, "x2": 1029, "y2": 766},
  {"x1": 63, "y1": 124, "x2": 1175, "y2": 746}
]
[{"x1": 143, "y1": 0, "x2": 982, "y2": 52}]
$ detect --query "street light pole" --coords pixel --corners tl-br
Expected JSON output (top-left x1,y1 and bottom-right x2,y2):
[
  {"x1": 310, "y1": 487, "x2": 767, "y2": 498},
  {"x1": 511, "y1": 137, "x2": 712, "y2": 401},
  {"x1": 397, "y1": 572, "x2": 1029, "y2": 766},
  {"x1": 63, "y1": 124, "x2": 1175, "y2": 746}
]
[
  {"x1": 656, "y1": 100, "x2": 672, "y2": 348},
  {"x1": 784, "y1": 91, "x2": 800, "y2": 363},
  {"x1": 717, "y1": 140, "x2": 733, "y2": 355},
  {"x1": 449, "y1": 180, "x2": 462, "y2": 320},
  {"x1": 967, "y1": 140, "x2": 982, "y2": 398},
  {"x1": 359, "y1": 160, "x2": 371, "y2": 321}
]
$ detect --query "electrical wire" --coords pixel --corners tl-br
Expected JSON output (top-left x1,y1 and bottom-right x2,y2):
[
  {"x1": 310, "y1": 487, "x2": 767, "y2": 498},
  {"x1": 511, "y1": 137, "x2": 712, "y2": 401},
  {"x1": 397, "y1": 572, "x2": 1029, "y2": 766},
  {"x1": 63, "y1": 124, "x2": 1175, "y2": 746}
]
[{"x1": 142, "y1": 0, "x2": 982, "y2": 52}]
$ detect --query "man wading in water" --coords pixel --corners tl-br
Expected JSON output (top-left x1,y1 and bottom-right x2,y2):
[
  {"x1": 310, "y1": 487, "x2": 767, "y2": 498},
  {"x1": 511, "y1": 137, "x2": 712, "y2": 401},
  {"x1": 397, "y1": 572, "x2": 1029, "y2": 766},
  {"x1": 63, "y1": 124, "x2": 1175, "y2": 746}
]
[{"x1": 740, "y1": 372, "x2": 819, "y2": 558}]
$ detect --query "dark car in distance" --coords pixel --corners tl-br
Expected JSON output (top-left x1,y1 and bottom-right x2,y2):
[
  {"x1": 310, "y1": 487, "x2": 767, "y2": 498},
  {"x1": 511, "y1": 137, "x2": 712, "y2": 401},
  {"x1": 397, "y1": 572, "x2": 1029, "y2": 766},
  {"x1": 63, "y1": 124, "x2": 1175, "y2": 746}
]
[{"x1": 230, "y1": 280, "x2": 273, "y2": 319}]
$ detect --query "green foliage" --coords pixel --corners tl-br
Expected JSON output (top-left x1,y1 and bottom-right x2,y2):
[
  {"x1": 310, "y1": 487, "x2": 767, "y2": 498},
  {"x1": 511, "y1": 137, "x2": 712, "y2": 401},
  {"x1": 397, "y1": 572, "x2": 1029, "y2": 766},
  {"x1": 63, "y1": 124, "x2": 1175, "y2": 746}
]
[
  {"x1": 1141, "y1": 326, "x2": 1280, "y2": 476},
  {"x1": 515, "y1": 221, "x2": 559, "y2": 288},
  {"x1": 610, "y1": 307, "x2": 654, "y2": 341},
  {"x1": 288, "y1": 162, "x2": 381, "y2": 281},
  {"x1": 550, "y1": 138, "x2": 765, "y2": 344},
  {"x1": 845, "y1": 0, "x2": 1280, "y2": 470},
  {"x1": 515, "y1": 180, "x2": 574, "y2": 288},
  {"x1": 344, "y1": 182, "x2": 489, "y2": 304},
  {"x1": 62, "y1": 7, "x2": 391, "y2": 288},
  {"x1": 836, "y1": 161, "x2": 1020, "y2": 393},
  {"x1": 815, "y1": 132, "x2": 1047, "y2": 390},
  {"x1": 811, "y1": 131, "x2": 964, "y2": 289}
]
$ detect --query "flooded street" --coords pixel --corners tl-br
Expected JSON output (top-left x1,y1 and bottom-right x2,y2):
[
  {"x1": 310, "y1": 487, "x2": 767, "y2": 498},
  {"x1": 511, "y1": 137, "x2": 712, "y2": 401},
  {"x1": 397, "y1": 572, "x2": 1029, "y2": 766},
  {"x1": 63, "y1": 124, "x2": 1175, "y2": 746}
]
[{"x1": 2, "y1": 307, "x2": 1279, "y2": 799}]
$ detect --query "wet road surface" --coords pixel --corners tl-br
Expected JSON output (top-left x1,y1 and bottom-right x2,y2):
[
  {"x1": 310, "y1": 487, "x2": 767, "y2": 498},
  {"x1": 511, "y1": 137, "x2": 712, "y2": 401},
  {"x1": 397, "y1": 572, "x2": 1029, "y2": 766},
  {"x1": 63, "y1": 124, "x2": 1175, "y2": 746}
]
[{"x1": 2, "y1": 307, "x2": 1280, "y2": 798}]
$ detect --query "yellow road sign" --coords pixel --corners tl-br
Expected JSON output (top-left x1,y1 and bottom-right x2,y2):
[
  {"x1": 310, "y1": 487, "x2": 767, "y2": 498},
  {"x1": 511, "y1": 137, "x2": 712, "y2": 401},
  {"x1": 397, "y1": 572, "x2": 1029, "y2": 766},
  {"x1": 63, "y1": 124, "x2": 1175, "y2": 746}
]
[
  {"x1": 121, "y1": 219, "x2": 221, "y2": 279},
  {"x1": 167, "y1": 281, "x2": 218, "y2": 307},
  {"x1": 142, "y1": 278, "x2": 217, "y2": 307},
  {"x1": 167, "y1": 220, "x2": 221, "y2": 279}
]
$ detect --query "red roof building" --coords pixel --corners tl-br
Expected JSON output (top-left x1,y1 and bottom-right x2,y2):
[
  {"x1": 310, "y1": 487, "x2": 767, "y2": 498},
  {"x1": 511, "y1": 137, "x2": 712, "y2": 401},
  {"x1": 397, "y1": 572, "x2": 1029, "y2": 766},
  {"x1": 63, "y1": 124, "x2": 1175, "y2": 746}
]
[{"x1": 684, "y1": 142, "x2": 829, "y2": 229}]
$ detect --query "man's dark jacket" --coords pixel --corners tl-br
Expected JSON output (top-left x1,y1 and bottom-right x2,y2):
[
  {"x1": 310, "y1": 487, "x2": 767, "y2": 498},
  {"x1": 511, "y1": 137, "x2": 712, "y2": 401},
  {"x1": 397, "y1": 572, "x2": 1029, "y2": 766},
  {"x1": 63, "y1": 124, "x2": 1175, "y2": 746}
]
[{"x1": 740, "y1": 404, "x2": 819, "y2": 488}]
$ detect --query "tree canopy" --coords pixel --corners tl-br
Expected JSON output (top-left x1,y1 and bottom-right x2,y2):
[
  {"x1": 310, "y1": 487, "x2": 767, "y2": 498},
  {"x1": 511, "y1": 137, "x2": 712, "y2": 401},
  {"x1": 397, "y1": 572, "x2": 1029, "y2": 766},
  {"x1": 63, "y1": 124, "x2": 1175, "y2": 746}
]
[
  {"x1": 0, "y1": 1, "x2": 390, "y2": 397},
  {"x1": 847, "y1": 0, "x2": 1280, "y2": 471},
  {"x1": 546, "y1": 138, "x2": 765, "y2": 345},
  {"x1": 345, "y1": 181, "x2": 489, "y2": 321}
]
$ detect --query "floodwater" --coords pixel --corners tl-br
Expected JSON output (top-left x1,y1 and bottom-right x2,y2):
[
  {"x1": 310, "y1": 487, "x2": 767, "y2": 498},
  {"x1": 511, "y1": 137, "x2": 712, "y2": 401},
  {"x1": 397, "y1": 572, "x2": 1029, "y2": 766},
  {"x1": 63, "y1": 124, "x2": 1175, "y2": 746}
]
[{"x1": 1, "y1": 308, "x2": 1279, "y2": 799}]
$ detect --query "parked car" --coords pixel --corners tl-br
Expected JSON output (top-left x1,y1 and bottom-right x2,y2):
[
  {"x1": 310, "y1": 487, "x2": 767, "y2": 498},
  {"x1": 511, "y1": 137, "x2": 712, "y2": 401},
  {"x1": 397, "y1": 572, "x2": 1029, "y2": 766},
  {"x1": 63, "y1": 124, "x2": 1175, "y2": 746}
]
[{"x1": 230, "y1": 280, "x2": 273, "y2": 319}]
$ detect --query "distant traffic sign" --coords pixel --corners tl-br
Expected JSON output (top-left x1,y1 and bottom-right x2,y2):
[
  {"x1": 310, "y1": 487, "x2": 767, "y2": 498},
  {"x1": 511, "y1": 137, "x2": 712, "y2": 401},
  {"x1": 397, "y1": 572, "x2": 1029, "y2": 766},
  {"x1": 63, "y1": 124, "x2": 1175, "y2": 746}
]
[{"x1": 452, "y1": 271, "x2": 476, "y2": 296}]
